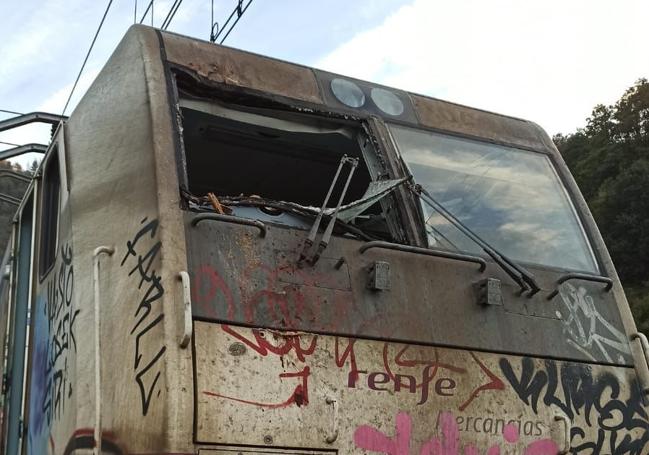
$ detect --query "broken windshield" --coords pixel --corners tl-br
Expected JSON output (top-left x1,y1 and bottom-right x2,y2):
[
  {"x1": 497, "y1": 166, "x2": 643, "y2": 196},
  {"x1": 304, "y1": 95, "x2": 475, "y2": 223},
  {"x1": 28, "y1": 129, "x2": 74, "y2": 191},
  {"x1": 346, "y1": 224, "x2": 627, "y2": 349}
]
[
  {"x1": 178, "y1": 99, "x2": 401, "y2": 242},
  {"x1": 389, "y1": 124, "x2": 598, "y2": 273}
]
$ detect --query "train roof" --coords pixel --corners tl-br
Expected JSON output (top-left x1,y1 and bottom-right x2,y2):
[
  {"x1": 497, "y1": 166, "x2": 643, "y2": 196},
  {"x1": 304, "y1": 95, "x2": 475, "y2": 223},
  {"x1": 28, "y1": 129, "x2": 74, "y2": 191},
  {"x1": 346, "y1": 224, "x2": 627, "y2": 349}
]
[{"x1": 108, "y1": 25, "x2": 553, "y2": 153}]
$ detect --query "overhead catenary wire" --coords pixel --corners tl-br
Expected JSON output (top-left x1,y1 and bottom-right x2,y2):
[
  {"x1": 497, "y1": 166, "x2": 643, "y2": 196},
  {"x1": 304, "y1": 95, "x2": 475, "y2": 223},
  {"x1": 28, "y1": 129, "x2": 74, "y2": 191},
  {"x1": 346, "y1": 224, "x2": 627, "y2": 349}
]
[
  {"x1": 0, "y1": 109, "x2": 23, "y2": 116},
  {"x1": 139, "y1": 0, "x2": 153, "y2": 24},
  {"x1": 161, "y1": 0, "x2": 184, "y2": 30},
  {"x1": 62, "y1": 0, "x2": 115, "y2": 116},
  {"x1": 0, "y1": 140, "x2": 21, "y2": 147},
  {"x1": 211, "y1": 0, "x2": 253, "y2": 44}
]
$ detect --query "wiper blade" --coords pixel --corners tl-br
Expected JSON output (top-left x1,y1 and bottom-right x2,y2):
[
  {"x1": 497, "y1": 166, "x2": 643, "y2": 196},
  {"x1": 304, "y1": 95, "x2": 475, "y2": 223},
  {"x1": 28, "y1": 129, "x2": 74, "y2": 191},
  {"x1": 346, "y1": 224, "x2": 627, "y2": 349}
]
[
  {"x1": 301, "y1": 155, "x2": 359, "y2": 264},
  {"x1": 411, "y1": 184, "x2": 540, "y2": 295}
]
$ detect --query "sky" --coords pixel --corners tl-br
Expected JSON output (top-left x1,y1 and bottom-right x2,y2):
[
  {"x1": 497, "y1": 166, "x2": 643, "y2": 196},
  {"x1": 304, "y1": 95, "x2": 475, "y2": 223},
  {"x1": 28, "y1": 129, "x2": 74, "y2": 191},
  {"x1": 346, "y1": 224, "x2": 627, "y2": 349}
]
[{"x1": 1, "y1": 0, "x2": 648, "y2": 168}]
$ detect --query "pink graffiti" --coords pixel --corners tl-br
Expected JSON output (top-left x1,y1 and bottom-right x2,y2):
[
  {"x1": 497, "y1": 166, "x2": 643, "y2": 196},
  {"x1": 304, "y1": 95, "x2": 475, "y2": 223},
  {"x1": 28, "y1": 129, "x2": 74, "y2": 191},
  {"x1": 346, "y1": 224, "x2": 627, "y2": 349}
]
[{"x1": 354, "y1": 411, "x2": 559, "y2": 455}]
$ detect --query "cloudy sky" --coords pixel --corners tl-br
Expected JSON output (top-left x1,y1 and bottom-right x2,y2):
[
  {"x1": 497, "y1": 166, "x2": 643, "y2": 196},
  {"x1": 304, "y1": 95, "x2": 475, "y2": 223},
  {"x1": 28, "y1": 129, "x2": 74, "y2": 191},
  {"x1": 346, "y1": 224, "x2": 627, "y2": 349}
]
[{"x1": 1, "y1": 0, "x2": 648, "y2": 168}]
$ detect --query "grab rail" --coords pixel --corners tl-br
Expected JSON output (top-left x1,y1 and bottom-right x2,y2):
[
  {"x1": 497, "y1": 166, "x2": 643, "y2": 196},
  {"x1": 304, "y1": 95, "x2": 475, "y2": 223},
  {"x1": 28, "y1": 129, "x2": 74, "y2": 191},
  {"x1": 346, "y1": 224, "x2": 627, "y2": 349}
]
[
  {"x1": 359, "y1": 241, "x2": 486, "y2": 272},
  {"x1": 631, "y1": 333, "x2": 649, "y2": 395},
  {"x1": 178, "y1": 271, "x2": 193, "y2": 348},
  {"x1": 547, "y1": 273, "x2": 613, "y2": 300},
  {"x1": 92, "y1": 246, "x2": 115, "y2": 455},
  {"x1": 325, "y1": 397, "x2": 339, "y2": 444},
  {"x1": 554, "y1": 414, "x2": 571, "y2": 454},
  {"x1": 191, "y1": 213, "x2": 266, "y2": 238}
]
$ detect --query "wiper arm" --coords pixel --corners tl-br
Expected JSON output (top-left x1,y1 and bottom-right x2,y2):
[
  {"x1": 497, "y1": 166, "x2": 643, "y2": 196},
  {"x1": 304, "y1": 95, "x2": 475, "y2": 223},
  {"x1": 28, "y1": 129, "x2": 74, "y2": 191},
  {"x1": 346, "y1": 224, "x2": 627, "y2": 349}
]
[
  {"x1": 411, "y1": 184, "x2": 540, "y2": 295},
  {"x1": 301, "y1": 155, "x2": 359, "y2": 264}
]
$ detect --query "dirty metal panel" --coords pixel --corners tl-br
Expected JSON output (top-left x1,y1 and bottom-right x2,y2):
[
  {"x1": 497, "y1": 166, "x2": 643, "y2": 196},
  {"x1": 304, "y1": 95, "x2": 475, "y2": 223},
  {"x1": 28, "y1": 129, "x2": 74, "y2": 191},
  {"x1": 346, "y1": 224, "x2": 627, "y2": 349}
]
[
  {"x1": 161, "y1": 32, "x2": 323, "y2": 105},
  {"x1": 186, "y1": 213, "x2": 633, "y2": 366},
  {"x1": 411, "y1": 94, "x2": 545, "y2": 151},
  {"x1": 194, "y1": 321, "x2": 648, "y2": 453},
  {"x1": 274, "y1": 250, "x2": 352, "y2": 291}
]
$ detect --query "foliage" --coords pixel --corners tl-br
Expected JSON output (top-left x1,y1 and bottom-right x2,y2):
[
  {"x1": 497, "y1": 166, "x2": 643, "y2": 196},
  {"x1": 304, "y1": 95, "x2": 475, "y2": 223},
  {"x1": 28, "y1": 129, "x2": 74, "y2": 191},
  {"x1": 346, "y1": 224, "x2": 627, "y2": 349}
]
[
  {"x1": 0, "y1": 161, "x2": 30, "y2": 253},
  {"x1": 554, "y1": 78, "x2": 649, "y2": 333}
]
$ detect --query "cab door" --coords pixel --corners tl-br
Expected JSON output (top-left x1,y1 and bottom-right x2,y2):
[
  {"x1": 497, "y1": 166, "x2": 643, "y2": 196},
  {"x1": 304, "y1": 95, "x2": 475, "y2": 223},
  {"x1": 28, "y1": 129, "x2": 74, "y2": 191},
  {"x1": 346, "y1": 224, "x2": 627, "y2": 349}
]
[{"x1": 4, "y1": 191, "x2": 34, "y2": 455}]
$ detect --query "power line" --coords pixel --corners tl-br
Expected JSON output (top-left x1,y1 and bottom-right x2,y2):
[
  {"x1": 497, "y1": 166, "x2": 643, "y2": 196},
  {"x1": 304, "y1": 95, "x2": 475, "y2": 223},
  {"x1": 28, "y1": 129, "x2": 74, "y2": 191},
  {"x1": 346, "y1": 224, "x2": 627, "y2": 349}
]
[
  {"x1": 161, "y1": 0, "x2": 184, "y2": 30},
  {"x1": 211, "y1": 0, "x2": 253, "y2": 44},
  {"x1": 62, "y1": 0, "x2": 114, "y2": 116},
  {"x1": 139, "y1": 0, "x2": 153, "y2": 24},
  {"x1": 0, "y1": 109, "x2": 23, "y2": 116},
  {"x1": 0, "y1": 140, "x2": 21, "y2": 147}
]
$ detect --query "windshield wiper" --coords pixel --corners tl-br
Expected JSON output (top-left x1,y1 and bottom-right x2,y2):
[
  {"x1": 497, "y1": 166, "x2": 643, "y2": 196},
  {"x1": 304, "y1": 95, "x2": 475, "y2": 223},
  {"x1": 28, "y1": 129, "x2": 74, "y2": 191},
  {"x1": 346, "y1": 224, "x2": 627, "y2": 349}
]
[
  {"x1": 411, "y1": 184, "x2": 540, "y2": 295},
  {"x1": 300, "y1": 155, "x2": 359, "y2": 264}
]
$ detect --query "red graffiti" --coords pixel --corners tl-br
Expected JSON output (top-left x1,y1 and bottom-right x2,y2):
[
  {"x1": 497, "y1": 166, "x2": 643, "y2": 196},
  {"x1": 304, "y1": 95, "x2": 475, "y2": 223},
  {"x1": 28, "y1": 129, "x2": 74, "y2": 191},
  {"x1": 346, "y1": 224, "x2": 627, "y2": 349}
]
[
  {"x1": 193, "y1": 262, "x2": 352, "y2": 331},
  {"x1": 222, "y1": 324, "x2": 317, "y2": 362},
  {"x1": 458, "y1": 353, "x2": 505, "y2": 411},
  {"x1": 336, "y1": 337, "x2": 360, "y2": 385},
  {"x1": 192, "y1": 264, "x2": 235, "y2": 319},
  {"x1": 203, "y1": 325, "x2": 315, "y2": 409},
  {"x1": 379, "y1": 343, "x2": 503, "y2": 410},
  {"x1": 354, "y1": 411, "x2": 559, "y2": 455},
  {"x1": 203, "y1": 366, "x2": 310, "y2": 409}
]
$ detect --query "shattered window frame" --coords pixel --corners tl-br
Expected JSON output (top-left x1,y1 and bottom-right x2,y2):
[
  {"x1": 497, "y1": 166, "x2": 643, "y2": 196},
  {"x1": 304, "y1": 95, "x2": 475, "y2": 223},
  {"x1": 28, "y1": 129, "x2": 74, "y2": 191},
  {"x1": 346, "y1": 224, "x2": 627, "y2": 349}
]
[{"x1": 174, "y1": 92, "x2": 407, "y2": 244}]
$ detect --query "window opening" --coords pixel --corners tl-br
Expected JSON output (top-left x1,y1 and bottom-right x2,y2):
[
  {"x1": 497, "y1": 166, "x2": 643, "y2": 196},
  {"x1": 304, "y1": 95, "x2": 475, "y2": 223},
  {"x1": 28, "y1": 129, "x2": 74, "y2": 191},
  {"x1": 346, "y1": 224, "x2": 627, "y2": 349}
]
[
  {"x1": 39, "y1": 148, "x2": 61, "y2": 278},
  {"x1": 179, "y1": 100, "x2": 401, "y2": 242}
]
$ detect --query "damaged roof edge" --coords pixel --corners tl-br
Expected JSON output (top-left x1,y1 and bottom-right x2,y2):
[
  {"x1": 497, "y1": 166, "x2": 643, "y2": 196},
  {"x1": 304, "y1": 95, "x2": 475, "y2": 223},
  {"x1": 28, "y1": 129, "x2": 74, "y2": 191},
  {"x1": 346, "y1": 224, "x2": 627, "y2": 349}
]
[{"x1": 121, "y1": 25, "x2": 549, "y2": 151}]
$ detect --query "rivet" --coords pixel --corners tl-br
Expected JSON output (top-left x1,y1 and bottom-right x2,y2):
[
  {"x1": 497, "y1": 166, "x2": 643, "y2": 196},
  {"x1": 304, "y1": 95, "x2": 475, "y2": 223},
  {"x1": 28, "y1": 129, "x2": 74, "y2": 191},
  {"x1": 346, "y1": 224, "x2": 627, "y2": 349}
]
[
  {"x1": 228, "y1": 342, "x2": 246, "y2": 356},
  {"x1": 263, "y1": 435, "x2": 273, "y2": 445}
]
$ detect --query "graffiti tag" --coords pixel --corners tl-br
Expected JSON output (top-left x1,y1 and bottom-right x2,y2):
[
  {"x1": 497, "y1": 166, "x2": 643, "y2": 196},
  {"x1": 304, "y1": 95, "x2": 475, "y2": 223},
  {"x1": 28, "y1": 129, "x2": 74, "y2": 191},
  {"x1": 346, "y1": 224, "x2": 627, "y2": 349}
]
[
  {"x1": 500, "y1": 357, "x2": 649, "y2": 454},
  {"x1": 121, "y1": 217, "x2": 166, "y2": 416}
]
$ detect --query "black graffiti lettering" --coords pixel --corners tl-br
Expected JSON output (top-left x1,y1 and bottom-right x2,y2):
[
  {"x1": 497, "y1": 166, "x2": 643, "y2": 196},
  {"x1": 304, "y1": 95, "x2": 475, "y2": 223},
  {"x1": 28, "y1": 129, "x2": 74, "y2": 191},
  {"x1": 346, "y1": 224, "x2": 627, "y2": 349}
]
[
  {"x1": 500, "y1": 357, "x2": 649, "y2": 454},
  {"x1": 135, "y1": 345, "x2": 166, "y2": 416},
  {"x1": 69, "y1": 308, "x2": 80, "y2": 352},
  {"x1": 130, "y1": 274, "x2": 164, "y2": 336},
  {"x1": 134, "y1": 313, "x2": 164, "y2": 370},
  {"x1": 120, "y1": 217, "x2": 159, "y2": 267},
  {"x1": 128, "y1": 241, "x2": 161, "y2": 289},
  {"x1": 41, "y1": 244, "x2": 77, "y2": 427},
  {"x1": 121, "y1": 217, "x2": 166, "y2": 416}
]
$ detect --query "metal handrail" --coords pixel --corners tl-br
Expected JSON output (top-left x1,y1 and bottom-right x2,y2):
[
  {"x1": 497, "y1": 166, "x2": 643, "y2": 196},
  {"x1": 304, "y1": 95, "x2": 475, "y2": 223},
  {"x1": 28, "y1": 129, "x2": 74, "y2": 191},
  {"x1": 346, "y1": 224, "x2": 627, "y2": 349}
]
[
  {"x1": 0, "y1": 170, "x2": 31, "y2": 183},
  {"x1": 0, "y1": 144, "x2": 48, "y2": 161},
  {"x1": 191, "y1": 213, "x2": 266, "y2": 237},
  {"x1": 0, "y1": 193, "x2": 21, "y2": 206},
  {"x1": 630, "y1": 333, "x2": 649, "y2": 395},
  {"x1": 0, "y1": 112, "x2": 66, "y2": 134},
  {"x1": 178, "y1": 271, "x2": 193, "y2": 348},
  {"x1": 92, "y1": 246, "x2": 115, "y2": 455},
  {"x1": 547, "y1": 272, "x2": 613, "y2": 300},
  {"x1": 359, "y1": 241, "x2": 487, "y2": 272}
]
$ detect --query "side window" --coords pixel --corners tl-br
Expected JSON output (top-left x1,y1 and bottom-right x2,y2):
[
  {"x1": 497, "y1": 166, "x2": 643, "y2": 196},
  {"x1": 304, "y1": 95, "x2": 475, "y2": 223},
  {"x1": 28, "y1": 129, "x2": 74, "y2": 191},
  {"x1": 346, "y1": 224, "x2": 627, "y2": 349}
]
[{"x1": 39, "y1": 147, "x2": 61, "y2": 278}]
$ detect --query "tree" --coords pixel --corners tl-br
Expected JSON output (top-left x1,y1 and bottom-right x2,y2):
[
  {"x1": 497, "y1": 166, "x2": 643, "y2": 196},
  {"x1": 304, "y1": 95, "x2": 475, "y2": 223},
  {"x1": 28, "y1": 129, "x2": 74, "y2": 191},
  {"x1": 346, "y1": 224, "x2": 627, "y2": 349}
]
[{"x1": 554, "y1": 78, "x2": 649, "y2": 333}]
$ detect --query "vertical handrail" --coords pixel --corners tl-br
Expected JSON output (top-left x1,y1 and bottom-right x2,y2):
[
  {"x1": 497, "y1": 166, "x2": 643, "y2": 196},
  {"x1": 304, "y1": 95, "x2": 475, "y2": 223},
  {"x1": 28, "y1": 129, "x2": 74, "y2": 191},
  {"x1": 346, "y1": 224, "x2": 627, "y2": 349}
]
[
  {"x1": 92, "y1": 246, "x2": 114, "y2": 455},
  {"x1": 554, "y1": 414, "x2": 571, "y2": 454},
  {"x1": 325, "y1": 397, "x2": 339, "y2": 444},
  {"x1": 178, "y1": 271, "x2": 192, "y2": 348},
  {"x1": 631, "y1": 333, "x2": 649, "y2": 395}
]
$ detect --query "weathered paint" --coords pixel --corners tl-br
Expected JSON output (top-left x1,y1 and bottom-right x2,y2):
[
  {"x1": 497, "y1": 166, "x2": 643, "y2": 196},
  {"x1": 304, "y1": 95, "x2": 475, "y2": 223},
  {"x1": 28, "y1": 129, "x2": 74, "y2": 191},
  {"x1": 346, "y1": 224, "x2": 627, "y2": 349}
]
[
  {"x1": 0, "y1": 24, "x2": 645, "y2": 455},
  {"x1": 194, "y1": 322, "x2": 648, "y2": 453}
]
